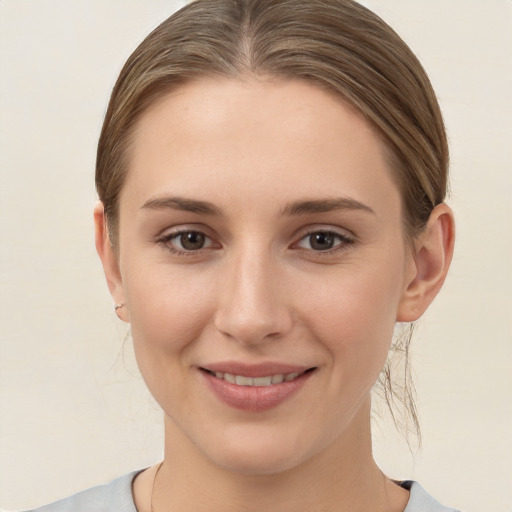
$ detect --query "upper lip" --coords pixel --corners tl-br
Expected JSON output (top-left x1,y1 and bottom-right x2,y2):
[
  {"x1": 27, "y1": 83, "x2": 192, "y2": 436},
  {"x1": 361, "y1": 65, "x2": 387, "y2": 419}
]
[{"x1": 199, "y1": 362, "x2": 315, "y2": 378}]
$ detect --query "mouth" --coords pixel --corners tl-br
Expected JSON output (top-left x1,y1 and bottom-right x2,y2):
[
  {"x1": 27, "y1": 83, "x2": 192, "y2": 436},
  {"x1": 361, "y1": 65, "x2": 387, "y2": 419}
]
[
  {"x1": 200, "y1": 367, "x2": 316, "y2": 387},
  {"x1": 199, "y1": 364, "x2": 317, "y2": 411}
]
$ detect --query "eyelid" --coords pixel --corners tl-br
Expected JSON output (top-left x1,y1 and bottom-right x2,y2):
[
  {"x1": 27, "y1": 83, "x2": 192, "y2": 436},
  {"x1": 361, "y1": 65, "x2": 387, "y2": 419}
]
[
  {"x1": 292, "y1": 226, "x2": 356, "y2": 253},
  {"x1": 293, "y1": 223, "x2": 355, "y2": 240},
  {"x1": 156, "y1": 225, "x2": 220, "y2": 255},
  {"x1": 155, "y1": 222, "x2": 215, "y2": 240},
  {"x1": 154, "y1": 224, "x2": 355, "y2": 256}
]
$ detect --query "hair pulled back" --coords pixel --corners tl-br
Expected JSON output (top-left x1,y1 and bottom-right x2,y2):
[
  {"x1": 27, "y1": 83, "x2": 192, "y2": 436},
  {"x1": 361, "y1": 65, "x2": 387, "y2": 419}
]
[
  {"x1": 97, "y1": 0, "x2": 447, "y2": 242},
  {"x1": 96, "y1": 0, "x2": 449, "y2": 440}
]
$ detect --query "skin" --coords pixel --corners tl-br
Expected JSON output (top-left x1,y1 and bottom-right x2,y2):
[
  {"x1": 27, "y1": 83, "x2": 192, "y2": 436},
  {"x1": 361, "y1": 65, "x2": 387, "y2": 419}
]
[{"x1": 95, "y1": 78, "x2": 454, "y2": 511}]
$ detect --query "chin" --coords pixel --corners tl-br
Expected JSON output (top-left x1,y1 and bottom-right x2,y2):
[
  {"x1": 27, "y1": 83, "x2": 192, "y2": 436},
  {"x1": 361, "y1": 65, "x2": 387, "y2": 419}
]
[
  {"x1": 210, "y1": 445, "x2": 307, "y2": 476},
  {"x1": 196, "y1": 423, "x2": 321, "y2": 476}
]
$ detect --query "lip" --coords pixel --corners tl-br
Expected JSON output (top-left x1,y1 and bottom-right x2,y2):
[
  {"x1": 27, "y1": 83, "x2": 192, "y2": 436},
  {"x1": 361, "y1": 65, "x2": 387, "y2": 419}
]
[
  {"x1": 198, "y1": 362, "x2": 316, "y2": 412},
  {"x1": 201, "y1": 362, "x2": 312, "y2": 378}
]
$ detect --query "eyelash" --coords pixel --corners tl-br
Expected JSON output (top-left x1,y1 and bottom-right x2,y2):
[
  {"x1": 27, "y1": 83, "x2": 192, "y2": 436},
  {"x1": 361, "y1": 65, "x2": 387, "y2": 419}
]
[
  {"x1": 157, "y1": 229, "x2": 217, "y2": 256},
  {"x1": 156, "y1": 228, "x2": 355, "y2": 256},
  {"x1": 294, "y1": 230, "x2": 355, "y2": 254}
]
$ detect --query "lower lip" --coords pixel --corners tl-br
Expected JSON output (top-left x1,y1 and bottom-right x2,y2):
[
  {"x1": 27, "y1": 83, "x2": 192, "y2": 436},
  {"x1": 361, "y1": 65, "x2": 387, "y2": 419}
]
[{"x1": 201, "y1": 370, "x2": 314, "y2": 412}]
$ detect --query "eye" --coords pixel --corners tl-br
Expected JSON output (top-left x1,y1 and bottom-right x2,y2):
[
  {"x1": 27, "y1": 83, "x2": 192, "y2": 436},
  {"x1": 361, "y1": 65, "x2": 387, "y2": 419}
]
[
  {"x1": 296, "y1": 230, "x2": 353, "y2": 252},
  {"x1": 158, "y1": 230, "x2": 215, "y2": 253}
]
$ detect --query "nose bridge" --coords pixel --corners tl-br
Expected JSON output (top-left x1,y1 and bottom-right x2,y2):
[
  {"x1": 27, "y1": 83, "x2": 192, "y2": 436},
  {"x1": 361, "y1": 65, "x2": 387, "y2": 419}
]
[{"x1": 214, "y1": 240, "x2": 291, "y2": 344}]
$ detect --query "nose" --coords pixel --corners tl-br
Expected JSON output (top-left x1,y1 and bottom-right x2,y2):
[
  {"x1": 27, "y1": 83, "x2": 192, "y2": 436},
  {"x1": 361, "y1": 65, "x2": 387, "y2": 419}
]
[{"x1": 213, "y1": 246, "x2": 293, "y2": 345}]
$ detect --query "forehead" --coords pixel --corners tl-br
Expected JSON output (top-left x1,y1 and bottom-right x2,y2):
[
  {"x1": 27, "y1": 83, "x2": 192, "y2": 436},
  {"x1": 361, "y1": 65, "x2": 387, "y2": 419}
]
[{"x1": 122, "y1": 77, "x2": 401, "y2": 218}]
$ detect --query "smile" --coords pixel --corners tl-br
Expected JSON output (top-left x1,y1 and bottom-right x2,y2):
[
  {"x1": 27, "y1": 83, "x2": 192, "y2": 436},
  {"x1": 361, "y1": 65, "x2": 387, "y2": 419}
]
[
  {"x1": 200, "y1": 366, "x2": 316, "y2": 411},
  {"x1": 204, "y1": 370, "x2": 306, "y2": 387}
]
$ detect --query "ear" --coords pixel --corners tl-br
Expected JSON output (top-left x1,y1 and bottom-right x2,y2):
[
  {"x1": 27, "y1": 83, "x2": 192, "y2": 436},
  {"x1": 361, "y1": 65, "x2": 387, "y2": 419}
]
[
  {"x1": 397, "y1": 203, "x2": 455, "y2": 322},
  {"x1": 94, "y1": 201, "x2": 129, "y2": 323}
]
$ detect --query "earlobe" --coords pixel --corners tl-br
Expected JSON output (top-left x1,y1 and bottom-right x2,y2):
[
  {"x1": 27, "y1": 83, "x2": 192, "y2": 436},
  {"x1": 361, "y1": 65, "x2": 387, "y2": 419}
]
[
  {"x1": 94, "y1": 201, "x2": 129, "y2": 322},
  {"x1": 397, "y1": 203, "x2": 455, "y2": 322}
]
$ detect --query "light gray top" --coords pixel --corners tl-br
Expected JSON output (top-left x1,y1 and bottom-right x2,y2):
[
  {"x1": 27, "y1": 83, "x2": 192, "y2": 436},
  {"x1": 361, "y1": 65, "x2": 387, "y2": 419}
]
[{"x1": 25, "y1": 472, "x2": 461, "y2": 512}]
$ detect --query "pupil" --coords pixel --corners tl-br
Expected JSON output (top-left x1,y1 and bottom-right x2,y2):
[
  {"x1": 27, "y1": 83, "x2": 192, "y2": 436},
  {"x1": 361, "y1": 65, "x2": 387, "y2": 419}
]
[
  {"x1": 310, "y1": 232, "x2": 334, "y2": 250},
  {"x1": 180, "y1": 232, "x2": 205, "y2": 250}
]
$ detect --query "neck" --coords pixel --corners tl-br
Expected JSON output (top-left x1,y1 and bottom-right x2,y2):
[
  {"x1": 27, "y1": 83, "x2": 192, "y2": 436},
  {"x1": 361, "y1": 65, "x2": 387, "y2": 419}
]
[{"x1": 147, "y1": 401, "x2": 408, "y2": 512}]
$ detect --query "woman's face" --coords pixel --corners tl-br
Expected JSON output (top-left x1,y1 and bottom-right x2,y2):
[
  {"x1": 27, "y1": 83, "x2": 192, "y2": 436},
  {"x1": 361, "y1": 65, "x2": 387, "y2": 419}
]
[{"x1": 113, "y1": 78, "x2": 418, "y2": 474}]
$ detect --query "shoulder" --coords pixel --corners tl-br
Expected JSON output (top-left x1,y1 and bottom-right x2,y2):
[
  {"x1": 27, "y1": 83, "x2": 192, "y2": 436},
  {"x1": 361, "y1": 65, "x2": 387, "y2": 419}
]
[
  {"x1": 23, "y1": 471, "x2": 141, "y2": 512},
  {"x1": 402, "y1": 481, "x2": 462, "y2": 512}
]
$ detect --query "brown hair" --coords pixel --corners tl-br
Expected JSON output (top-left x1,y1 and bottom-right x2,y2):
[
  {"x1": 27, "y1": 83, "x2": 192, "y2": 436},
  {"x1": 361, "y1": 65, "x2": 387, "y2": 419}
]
[{"x1": 96, "y1": 0, "x2": 449, "y2": 441}]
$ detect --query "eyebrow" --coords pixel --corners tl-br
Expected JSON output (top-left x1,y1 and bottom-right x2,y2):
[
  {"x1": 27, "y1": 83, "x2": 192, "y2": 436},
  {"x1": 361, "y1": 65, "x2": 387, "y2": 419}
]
[
  {"x1": 282, "y1": 197, "x2": 375, "y2": 216},
  {"x1": 141, "y1": 195, "x2": 374, "y2": 217},
  {"x1": 141, "y1": 195, "x2": 222, "y2": 216}
]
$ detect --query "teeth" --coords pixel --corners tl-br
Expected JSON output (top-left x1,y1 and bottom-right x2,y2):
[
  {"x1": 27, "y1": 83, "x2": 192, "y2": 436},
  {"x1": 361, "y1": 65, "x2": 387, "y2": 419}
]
[
  {"x1": 211, "y1": 371, "x2": 303, "y2": 386},
  {"x1": 253, "y1": 376, "x2": 272, "y2": 386},
  {"x1": 235, "y1": 375, "x2": 253, "y2": 386},
  {"x1": 224, "y1": 373, "x2": 236, "y2": 384},
  {"x1": 271, "y1": 374, "x2": 284, "y2": 384}
]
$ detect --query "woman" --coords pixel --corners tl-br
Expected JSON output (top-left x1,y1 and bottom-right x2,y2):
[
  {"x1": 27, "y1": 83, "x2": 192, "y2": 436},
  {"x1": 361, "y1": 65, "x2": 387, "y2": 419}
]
[{"x1": 30, "y1": 0, "x2": 457, "y2": 510}]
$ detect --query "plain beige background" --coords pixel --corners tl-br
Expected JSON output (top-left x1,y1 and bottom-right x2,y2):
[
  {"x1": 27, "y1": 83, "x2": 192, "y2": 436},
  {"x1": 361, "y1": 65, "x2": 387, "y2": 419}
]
[{"x1": 1, "y1": 1, "x2": 511, "y2": 510}]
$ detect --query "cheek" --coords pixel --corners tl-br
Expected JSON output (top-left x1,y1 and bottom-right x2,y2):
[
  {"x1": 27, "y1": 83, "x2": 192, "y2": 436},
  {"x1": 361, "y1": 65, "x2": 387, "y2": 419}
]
[
  {"x1": 125, "y1": 259, "x2": 214, "y2": 333},
  {"x1": 299, "y1": 262, "x2": 404, "y2": 377},
  {"x1": 121, "y1": 263, "x2": 216, "y2": 394}
]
